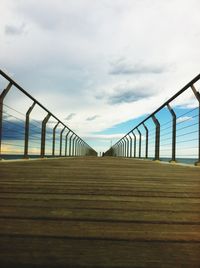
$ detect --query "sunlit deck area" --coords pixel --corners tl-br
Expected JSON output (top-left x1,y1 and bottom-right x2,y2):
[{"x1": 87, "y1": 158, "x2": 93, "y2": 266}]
[{"x1": 0, "y1": 157, "x2": 200, "y2": 267}]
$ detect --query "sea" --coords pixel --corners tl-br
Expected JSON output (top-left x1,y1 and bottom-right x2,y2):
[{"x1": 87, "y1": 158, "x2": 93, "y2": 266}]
[{"x1": 0, "y1": 154, "x2": 198, "y2": 165}]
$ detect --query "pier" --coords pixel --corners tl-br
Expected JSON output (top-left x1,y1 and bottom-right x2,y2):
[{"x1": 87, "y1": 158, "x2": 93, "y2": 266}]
[
  {"x1": 0, "y1": 70, "x2": 200, "y2": 267},
  {"x1": 0, "y1": 157, "x2": 200, "y2": 267}
]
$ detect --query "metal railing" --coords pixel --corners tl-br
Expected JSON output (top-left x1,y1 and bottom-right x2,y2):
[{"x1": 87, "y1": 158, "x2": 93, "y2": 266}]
[
  {"x1": 0, "y1": 70, "x2": 97, "y2": 159},
  {"x1": 105, "y1": 74, "x2": 200, "y2": 166}
]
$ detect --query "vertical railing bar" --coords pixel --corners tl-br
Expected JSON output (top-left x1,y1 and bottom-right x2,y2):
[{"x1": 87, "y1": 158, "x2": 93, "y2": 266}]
[
  {"x1": 76, "y1": 138, "x2": 79, "y2": 156},
  {"x1": 0, "y1": 82, "x2": 12, "y2": 156},
  {"x1": 132, "y1": 132, "x2": 136, "y2": 158},
  {"x1": 125, "y1": 138, "x2": 127, "y2": 157},
  {"x1": 118, "y1": 142, "x2": 121, "y2": 156},
  {"x1": 65, "y1": 130, "x2": 71, "y2": 156},
  {"x1": 72, "y1": 135, "x2": 76, "y2": 156},
  {"x1": 191, "y1": 85, "x2": 200, "y2": 165},
  {"x1": 41, "y1": 113, "x2": 51, "y2": 158},
  {"x1": 52, "y1": 122, "x2": 59, "y2": 156},
  {"x1": 136, "y1": 127, "x2": 142, "y2": 158},
  {"x1": 125, "y1": 137, "x2": 129, "y2": 157},
  {"x1": 117, "y1": 144, "x2": 119, "y2": 156},
  {"x1": 60, "y1": 126, "x2": 66, "y2": 156},
  {"x1": 167, "y1": 104, "x2": 177, "y2": 163},
  {"x1": 128, "y1": 134, "x2": 133, "y2": 157},
  {"x1": 24, "y1": 102, "x2": 36, "y2": 158},
  {"x1": 143, "y1": 123, "x2": 148, "y2": 158},
  {"x1": 75, "y1": 137, "x2": 78, "y2": 156},
  {"x1": 69, "y1": 133, "x2": 74, "y2": 157},
  {"x1": 152, "y1": 114, "x2": 160, "y2": 161},
  {"x1": 123, "y1": 139, "x2": 126, "y2": 157},
  {"x1": 78, "y1": 139, "x2": 81, "y2": 156}
]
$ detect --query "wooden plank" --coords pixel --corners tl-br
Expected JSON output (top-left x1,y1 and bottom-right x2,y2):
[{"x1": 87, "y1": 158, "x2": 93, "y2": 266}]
[
  {"x1": 0, "y1": 237, "x2": 200, "y2": 268},
  {"x1": 0, "y1": 157, "x2": 200, "y2": 267},
  {"x1": 0, "y1": 206, "x2": 200, "y2": 223}
]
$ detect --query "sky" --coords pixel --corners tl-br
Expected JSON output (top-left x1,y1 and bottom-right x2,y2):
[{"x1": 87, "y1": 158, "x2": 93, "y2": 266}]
[{"x1": 0, "y1": 0, "x2": 200, "y2": 154}]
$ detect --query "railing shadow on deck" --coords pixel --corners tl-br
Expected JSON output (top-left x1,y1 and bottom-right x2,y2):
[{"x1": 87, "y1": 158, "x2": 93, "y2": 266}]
[
  {"x1": 0, "y1": 70, "x2": 97, "y2": 160},
  {"x1": 105, "y1": 74, "x2": 200, "y2": 166}
]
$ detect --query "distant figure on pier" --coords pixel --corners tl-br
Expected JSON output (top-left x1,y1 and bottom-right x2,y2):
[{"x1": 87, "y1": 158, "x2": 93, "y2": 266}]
[{"x1": 102, "y1": 152, "x2": 105, "y2": 157}]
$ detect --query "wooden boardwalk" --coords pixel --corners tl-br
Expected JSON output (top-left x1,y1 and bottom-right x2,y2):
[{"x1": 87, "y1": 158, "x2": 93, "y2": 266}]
[{"x1": 0, "y1": 157, "x2": 200, "y2": 267}]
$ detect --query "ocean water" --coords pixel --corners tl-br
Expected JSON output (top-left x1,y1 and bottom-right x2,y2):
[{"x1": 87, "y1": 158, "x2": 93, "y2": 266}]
[
  {"x1": 160, "y1": 157, "x2": 198, "y2": 165},
  {"x1": 0, "y1": 154, "x2": 198, "y2": 165},
  {"x1": 142, "y1": 157, "x2": 198, "y2": 165}
]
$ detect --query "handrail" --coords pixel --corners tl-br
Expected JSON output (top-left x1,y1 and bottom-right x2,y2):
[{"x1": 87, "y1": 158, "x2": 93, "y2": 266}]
[
  {"x1": 105, "y1": 74, "x2": 200, "y2": 166},
  {"x1": 0, "y1": 69, "x2": 97, "y2": 158}
]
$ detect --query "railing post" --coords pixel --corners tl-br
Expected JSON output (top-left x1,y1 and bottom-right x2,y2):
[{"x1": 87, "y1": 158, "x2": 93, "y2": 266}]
[
  {"x1": 81, "y1": 141, "x2": 84, "y2": 156},
  {"x1": 191, "y1": 85, "x2": 200, "y2": 166},
  {"x1": 76, "y1": 138, "x2": 79, "y2": 156},
  {"x1": 125, "y1": 136, "x2": 129, "y2": 157},
  {"x1": 60, "y1": 126, "x2": 66, "y2": 156},
  {"x1": 85, "y1": 144, "x2": 88, "y2": 156},
  {"x1": 78, "y1": 140, "x2": 81, "y2": 156},
  {"x1": 75, "y1": 137, "x2": 79, "y2": 156},
  {"x1": 118, "y1": 141, "x2": 121, "y2": 156},
  {"x1": 152, "y1": 114, "x2": 160, "y2": 161},
  {"x1": 41, "y1": 113, "x2": 51, "y2": 158},
  {"x1": 79, "y1": 140, "x2": 82, "y2": 156},
  {"x1": 78, "y1": 139, "x2": 81, "y2": 156},
  {"x1": 167, "y1": 104, "x2": 177, "y2": 163},
  {"x1": 132, "y1": 132, "x2": 136, "y2": 158},
  {"x1": 119, "y1": 141, "x2": 122, "y2": 156},
  {"x1": 74, "y1": 137, "x2": 77, "y2": 156},
  {"x1": 72, "y1": 135, "x2": 76, "y2": 156},
  {"x1": 114, "y1": 145, "x2": 116, "y2": 156},
  {"x1": 82, "y1": 141, "x2": 85, "y2": 156},
  {"x1": 0, "y1": 82, "x2": 12, "y2": 156},
  {"x1": 24, "y1": 102, "x2": 36, "y2": 158},
  {"x1": 65, "y1": 130, "x2": 71, "y2": 156},
  {"x1": 125, "y1": 138, "x2": 128, "y2": 157},
  {"x1": 69, "y1": 133, "x2": 74, "y2": 156},
  {"x1": 78, "y1": 138, "x2": 82, "y2": 156},
  {"x1": 117, "y1": 143, "x2": 120, "y2": 156},
  {"x1": 122, "y1": 139, "x2": 126, "y2": 157},
  {"x1": 52, "y1": 122, "x2": 59, "y2": 156},
  {"x1": 128, "y1": 134, "x2": 133, "y2": 157},
  {"x1": 136, "y1": 127, "x2": 142, "y2": 158},
  {"x1": 143, "y1": 123, "x2": 148, "y2": 158},
  {"x1": 112, "y1": 145, "x2": 115, "y2": 156},
  {"x1": 117, "y1": 142, "x2": 120, "y2": 156},
  {"x1": 76, "y1": 137, "x2": 79, "y2": 156}
]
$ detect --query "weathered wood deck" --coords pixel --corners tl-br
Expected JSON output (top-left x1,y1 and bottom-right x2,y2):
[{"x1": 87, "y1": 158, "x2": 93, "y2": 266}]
[{"x1": 0, "y1": 157, "x2": 200, "y2": 267}]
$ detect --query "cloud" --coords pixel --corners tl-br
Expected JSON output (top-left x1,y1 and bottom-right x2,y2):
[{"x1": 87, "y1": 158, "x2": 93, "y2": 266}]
[
  {"x1": 109, "y1": 58, "x2": 166, "y2": 75},
  {"x1": 65, "y1": 113, "x2": 76, "y2": 121},
  {"x1": 108, "y1": 89, "x2": 152, "y2": 104},
  {"x1": 96, "y1": 81, "x2": 156, "y2": 105},
  {"x1": 86, "y1": 115, "x2": 99, "y2": 121},
  {"x1": 84, "y1": 133, "x2": 124, "y2": 140},
  {"x1": 5, "y1": 23, "x2": 26, "y2": 35},
  {"x1": 177, "y1": 116, "x2": 193, "y2": 123}
]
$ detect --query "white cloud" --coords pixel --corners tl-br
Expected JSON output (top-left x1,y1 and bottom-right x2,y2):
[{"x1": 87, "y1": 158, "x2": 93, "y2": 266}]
[
  {"x1": 5, "y1": 23, "x2": 26, "y2": 35},
  {"x1": 109, "y1": 58, "x2": 167, "y2": 75},
  {"x1": 65, "y1": 113, "x2": 76, "y2": 121},
  {"x1": 177, "y1": 116, "x2": 193, "y2": 123},
  {"x1": 84, "y1": 133, "x2": 124, "y2": 140}
]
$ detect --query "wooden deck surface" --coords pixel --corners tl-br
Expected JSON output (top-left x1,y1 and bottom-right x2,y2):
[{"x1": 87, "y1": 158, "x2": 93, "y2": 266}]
[{"x1": 0, "y1": 157, "x2": 200, "y2": 267}]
